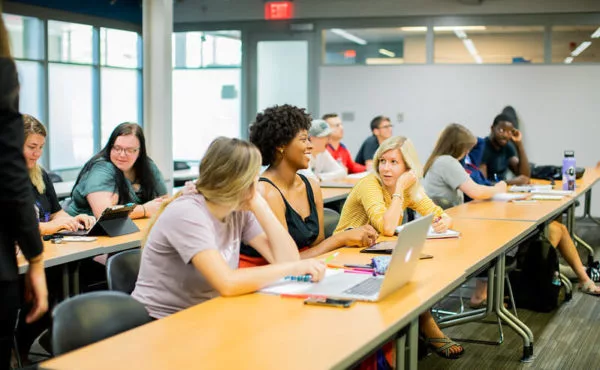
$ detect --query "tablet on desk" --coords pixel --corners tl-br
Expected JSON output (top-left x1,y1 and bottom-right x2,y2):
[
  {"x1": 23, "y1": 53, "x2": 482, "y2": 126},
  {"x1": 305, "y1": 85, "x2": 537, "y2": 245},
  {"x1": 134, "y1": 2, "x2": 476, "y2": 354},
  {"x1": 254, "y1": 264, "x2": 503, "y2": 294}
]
[
  {"x1": 58, "y1": 204, "x2": 139, "y2": 237},
  {"x1": 361, "y1": 241, "x2": 433, "y2": 259}
]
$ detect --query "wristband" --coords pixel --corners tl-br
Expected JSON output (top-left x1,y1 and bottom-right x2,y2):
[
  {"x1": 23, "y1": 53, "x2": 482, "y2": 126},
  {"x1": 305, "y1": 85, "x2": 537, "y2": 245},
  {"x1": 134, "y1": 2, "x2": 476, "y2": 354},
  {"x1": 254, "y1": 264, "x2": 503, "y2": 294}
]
[
  {"x1": 391, "y1": 193, "x2": 403, "y2": 200},
  {"x1": 142, "y1": 204, "x2": 146, "y2": 218}
]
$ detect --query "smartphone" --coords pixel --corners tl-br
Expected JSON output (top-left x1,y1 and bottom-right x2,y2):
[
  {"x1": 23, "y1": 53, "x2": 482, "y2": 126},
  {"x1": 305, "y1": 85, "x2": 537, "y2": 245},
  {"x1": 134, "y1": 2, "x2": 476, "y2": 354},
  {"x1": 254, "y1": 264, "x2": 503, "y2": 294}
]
[
  {"x1": 61, "y1": 236, "x2": 98, "y2": 242},
  {"x1": 304, "y1": 297, "x2": 356, "y2": 308}
]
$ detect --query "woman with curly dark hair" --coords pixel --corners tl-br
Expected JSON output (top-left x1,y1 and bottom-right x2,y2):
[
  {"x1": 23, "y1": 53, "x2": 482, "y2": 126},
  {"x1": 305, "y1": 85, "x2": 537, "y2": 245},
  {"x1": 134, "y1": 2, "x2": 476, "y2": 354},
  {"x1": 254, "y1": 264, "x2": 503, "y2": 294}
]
[{"x1": 239, "y1": 104, "x2": 377, "y2": 267}]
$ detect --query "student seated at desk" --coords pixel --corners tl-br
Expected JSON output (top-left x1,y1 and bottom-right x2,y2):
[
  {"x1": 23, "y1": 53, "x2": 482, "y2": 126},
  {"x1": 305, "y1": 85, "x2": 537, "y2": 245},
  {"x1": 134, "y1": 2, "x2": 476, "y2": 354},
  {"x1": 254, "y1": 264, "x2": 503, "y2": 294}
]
[
  {"x1": 334, "y1": 136, "x2": 463, "y2": 360},
  {"x1": 323, "y1": 113, "x2": 366, "y2": 174},
  {"x1": 240, "y1": 104, "x2": 377, "y2": 267},
  {"x1": 66, "y1": 122, "x2": 167, "y2": 219},
  {"x1": 132, "y1": 138, "x2": 325, "y2": 319},
  {"x1": 22, "y1": 115, "x2": 96, "y2": 234},
  {"x1": 480, "y1": 117, "x2": 600, "y2": 296},
  {"x1": 480, "y1": 114, "x2": 530, "y2": 185},
  {"x1": 355, "y1": 115, "x2": 393, "y2": 170},
  {"x1": 298, "y1": 119, "x2": 347, "y2": 182},
  {"x1": 423, "y1": 124, "x2": 507, "y2": 308}
]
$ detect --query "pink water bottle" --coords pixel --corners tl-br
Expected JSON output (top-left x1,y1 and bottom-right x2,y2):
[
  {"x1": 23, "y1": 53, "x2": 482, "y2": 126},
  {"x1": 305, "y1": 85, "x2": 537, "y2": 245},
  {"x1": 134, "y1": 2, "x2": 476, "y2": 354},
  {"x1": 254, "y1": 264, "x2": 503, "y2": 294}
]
[{"x1": 562, "y1": 150, "x2": 576, "y2": 191}]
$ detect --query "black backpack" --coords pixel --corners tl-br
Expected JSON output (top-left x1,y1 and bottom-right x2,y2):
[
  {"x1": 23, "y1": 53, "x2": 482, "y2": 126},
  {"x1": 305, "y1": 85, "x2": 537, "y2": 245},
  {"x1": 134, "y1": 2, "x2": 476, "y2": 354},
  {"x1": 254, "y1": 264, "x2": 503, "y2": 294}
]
[{"x1": 509, "y1": 234, "x2": 563, "y2": 312}]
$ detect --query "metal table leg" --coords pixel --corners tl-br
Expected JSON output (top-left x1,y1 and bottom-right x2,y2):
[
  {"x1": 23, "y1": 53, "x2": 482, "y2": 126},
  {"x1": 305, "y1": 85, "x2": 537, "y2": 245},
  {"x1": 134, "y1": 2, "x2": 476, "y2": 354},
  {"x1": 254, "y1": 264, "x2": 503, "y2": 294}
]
[
  {"x1": 61, "y1": 264, "x2": 70, "y2": 299},
  {"x1": 495, "y1": 254, "x2": 534, "y2": 362}
]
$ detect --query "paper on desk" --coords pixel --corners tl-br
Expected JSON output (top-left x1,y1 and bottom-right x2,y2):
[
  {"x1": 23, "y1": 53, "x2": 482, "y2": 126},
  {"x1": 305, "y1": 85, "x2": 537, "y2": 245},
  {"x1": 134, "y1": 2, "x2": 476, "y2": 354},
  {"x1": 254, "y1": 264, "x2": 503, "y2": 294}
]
[
  {"x1": 530, "y1": 189, "x2": 573, "y2": 196},
  {"x1": 491, "y1": 193, "x2": 529, "y2": 202},
  {"x1": 259, "y1": 269, "x2": 344, "y2": 295},
  {"x1": 509, "y1": 185, "x2": 553, "y2": 192},
  {"x1": 395, "y1": 225, "x2": 460, "y2": 239}
]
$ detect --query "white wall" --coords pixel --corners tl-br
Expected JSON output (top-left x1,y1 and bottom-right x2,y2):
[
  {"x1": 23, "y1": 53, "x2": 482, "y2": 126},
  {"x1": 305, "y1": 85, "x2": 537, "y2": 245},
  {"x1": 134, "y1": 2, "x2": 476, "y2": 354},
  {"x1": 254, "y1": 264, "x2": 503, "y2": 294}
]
[
  {"x1": 320, "y1": 64, "x2": 600, "y2": 213},
  {"x1": 174, "y1": 0, "x2": 600, "y2": 23}
]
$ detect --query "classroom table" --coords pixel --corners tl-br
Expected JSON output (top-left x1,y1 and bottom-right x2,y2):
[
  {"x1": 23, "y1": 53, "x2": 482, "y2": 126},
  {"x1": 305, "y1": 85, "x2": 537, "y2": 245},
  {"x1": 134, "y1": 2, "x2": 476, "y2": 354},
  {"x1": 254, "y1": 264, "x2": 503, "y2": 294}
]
[
  {"x1": 40, "y1": 219, "x2": 537, "y2": 370},
  {"x1": 18, "y1": 219, "x2": 148, "y2": 297}
]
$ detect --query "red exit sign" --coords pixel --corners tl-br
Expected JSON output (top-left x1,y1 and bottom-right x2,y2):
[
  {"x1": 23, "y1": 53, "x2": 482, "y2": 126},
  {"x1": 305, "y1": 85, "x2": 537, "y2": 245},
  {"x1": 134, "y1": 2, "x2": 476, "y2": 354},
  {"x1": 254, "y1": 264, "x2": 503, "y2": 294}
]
[{"x1": 264, "y1": 1, "x2": 294, "y2": 20}]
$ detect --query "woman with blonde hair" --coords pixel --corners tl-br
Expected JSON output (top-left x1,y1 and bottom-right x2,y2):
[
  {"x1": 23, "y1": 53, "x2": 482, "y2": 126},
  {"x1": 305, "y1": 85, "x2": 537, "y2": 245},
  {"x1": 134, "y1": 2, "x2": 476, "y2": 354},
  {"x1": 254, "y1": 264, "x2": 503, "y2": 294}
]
[
  {"x1": 334, "y1": 136, "x2": 463, "y2": 360},
  {"x1": 22, "y1": 115, "x2": 96, "y2": 234},
  {"x1": 132, "y1": 137, "x2": 326, "y2": 319}
]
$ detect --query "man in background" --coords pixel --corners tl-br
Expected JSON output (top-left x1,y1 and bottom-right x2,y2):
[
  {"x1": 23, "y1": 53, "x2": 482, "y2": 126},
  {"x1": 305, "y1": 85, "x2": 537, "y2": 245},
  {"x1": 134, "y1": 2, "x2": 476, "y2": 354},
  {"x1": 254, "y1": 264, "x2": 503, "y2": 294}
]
[
  {"x1": 355, "y1": 115, "x2": 393, "y2": 170},
  {"x1": 322, "y1": 113, "x2": 366, "y2": 174},
  {"x1": 480, "y1": 114, "x2": 530, "y2": 185}
]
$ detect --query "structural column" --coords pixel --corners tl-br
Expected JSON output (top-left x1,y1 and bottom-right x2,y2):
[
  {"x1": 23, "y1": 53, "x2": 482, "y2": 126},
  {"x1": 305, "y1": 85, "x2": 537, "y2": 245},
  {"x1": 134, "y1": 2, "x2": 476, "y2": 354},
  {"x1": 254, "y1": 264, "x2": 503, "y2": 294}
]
[{"x1": 143, "y1": 0, "x2": 174, "y2": 192}]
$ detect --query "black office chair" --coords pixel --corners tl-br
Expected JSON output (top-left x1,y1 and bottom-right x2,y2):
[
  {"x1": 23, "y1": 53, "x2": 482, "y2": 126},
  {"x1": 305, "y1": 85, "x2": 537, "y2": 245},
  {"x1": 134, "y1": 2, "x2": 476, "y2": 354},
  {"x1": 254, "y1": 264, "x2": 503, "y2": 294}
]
[
  {"x1": 52, "y1": 291, "x2": 151, "y2": 356},
  {"x1": 106, "y1": 249, "x2": 142, "y2": 294},
  {"x1": 47, "y1": 171, "x2": 63, "y2": 183},
  {"x1": 323, "y1": 208, "x2": 340, "y2": 238},
  {"x1": 173, "y1": 160, "x2": 191, "y2": 171}
]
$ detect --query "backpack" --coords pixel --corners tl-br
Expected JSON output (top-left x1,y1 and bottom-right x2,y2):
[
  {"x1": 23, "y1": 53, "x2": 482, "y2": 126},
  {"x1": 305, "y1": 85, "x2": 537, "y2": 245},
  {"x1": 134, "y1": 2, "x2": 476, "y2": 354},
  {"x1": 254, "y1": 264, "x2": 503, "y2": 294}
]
[
  {"x1": 530, "y1": 164, "x2": 586, "y2": 181},
  {"x1": 509, "y1": 234, "x2": 563, "y2": 312}
]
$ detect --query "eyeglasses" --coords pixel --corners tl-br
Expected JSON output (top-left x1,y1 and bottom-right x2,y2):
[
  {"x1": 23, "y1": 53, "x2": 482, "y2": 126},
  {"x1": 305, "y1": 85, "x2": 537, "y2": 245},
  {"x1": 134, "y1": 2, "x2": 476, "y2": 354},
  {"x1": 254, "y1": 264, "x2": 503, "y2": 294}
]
[
  {"x1": 112, "y1": 146, "x2": 140, "y2": 156},
  {"x1": 378, "y1": 124, "x2": 393, "y2": 129}
]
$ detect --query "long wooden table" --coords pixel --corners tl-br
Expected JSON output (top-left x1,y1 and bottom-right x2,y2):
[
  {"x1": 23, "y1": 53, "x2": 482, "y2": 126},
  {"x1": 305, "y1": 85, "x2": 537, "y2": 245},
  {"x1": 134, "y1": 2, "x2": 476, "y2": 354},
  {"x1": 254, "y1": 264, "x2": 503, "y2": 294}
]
[
  {"x1": 41, "y1": 219, "x2": 537, "y2": 370},
  {"x1": 39, "y1": 169, "x2": 600, "y2": 368}
]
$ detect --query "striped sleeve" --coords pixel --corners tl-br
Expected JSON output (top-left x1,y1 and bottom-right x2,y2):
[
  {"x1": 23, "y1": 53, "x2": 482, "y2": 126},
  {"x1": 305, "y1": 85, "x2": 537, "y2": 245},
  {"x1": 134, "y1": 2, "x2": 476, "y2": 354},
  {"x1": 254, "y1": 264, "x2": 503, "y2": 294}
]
[{"x1": 408, "y1": 185, "x2": 445, "y2": 218}]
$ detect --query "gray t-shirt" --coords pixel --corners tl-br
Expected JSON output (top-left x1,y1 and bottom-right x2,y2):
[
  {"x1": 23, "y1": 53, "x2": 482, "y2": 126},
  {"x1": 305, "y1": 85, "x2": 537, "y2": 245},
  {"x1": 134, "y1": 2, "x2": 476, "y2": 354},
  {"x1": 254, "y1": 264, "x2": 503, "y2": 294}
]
[
  {"x1": 423, "y1": 155, "x2": 469, "y2": 207},
  {"x1": 132, "y1": 193, "x2": 263, "y2": 319}
]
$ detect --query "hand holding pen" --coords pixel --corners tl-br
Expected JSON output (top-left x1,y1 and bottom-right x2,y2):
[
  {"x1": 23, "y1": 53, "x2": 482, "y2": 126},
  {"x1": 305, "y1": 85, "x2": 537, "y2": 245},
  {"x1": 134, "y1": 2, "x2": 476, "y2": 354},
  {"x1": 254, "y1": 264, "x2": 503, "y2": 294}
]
[{"x1": 432, "y1": 214, "x2": 451, "y2": 233}]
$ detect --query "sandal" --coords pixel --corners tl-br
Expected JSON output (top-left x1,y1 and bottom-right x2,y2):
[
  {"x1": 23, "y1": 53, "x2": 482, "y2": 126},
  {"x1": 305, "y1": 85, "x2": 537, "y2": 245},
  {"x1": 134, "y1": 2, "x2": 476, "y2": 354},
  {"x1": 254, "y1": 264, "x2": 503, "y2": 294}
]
[
  {"x1": 469, "y1": 299, "x2": 487, "y2": 309},
  {"x1": 421, "y1": 335, "x2": 464, "y2": 359},
  {"x1": 580, "y1": 280, "x2": 600, "y2": 296}
]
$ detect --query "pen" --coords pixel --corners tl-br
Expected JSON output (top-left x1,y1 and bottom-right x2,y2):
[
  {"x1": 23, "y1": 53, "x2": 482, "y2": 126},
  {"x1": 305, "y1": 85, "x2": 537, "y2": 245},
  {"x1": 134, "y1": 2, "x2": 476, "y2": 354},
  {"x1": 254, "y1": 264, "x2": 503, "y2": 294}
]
[
  {"x1": 347, "y1": 267, "x2": 375, "y2": 273},
  {"x1": 327, "y1": 263, "x2": 345, "y2": 269},
  {"x1": 344, "y1": 269, "x2": 376, "y2": 275},
  {"x1": 323, "y1": 252, "x2": 339, "y2": 264},
  {"x1": 493, "y1": 173, "x2": 499, "y2": 182},
  {"x1": 343, "y1": 263, "x2": 374, "y2": 269},
  {"x1": 280, "y1": 294, "x2": 327, "y2": 299}
]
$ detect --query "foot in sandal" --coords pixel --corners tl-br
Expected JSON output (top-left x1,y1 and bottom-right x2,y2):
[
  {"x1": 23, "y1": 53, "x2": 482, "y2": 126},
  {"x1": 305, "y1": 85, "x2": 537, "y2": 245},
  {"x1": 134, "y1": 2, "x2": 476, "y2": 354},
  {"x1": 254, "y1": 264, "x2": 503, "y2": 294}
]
[{"x1": 580, "y1": 279, "x2": 600, "y2": 296}]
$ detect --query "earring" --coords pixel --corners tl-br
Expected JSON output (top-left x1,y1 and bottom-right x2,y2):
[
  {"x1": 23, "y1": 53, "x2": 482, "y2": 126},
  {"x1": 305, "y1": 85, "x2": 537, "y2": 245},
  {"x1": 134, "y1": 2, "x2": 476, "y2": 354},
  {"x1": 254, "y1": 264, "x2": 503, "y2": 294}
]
[{"x1": 279, "y1": 149, "x2": 284, "y2": 154}]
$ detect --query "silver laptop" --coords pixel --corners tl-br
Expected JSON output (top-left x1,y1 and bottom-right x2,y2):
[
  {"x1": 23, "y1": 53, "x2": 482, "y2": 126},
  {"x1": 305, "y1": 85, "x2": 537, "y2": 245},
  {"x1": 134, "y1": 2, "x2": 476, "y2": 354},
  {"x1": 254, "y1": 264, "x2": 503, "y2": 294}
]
[{"x1": 302, "y1": 214, "x2": 432, "y2": 302}]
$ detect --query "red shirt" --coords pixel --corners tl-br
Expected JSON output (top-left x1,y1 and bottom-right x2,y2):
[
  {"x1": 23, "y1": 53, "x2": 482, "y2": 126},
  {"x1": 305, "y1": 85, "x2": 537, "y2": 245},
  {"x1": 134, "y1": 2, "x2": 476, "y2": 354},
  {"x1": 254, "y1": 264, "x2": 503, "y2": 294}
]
[{"x1": 327, "y1": 143, "x2": 366, "y2": 174}]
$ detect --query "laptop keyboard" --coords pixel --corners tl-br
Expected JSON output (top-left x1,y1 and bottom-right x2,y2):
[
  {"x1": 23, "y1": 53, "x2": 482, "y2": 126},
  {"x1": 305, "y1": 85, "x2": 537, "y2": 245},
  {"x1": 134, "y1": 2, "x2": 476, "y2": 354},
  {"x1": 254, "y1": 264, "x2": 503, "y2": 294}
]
[{"x1": 343, "y1": 278, "x2": 383, "y2": 296}]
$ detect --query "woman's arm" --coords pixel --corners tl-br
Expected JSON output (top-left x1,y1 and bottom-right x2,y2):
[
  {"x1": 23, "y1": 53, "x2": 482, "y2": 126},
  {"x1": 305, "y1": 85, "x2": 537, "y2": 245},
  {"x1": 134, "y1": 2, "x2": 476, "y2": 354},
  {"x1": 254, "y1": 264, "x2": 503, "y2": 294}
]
[
  {"x1": 191, "y1": 250, "x2": 325, "y2": 297},
  {"x1": 299, "y1": 178, "x2": 377, "y2": 258},
  {"x1": 459, "y1": 178, "x2": 507, "y2": 200},
  {"x1": 86, "y1": 191, "x2": 118, "y2": 219},
  {"x1": 245, "y1": 192, "x2": 299, "y2": 264}
]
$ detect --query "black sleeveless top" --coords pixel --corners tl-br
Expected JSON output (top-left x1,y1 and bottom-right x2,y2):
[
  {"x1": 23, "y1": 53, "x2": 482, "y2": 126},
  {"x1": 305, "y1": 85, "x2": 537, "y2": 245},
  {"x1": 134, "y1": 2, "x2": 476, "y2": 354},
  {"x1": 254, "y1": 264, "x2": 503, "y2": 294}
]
[{"x1": 240, "y1": 174, "x2": 320, "y2": 257}]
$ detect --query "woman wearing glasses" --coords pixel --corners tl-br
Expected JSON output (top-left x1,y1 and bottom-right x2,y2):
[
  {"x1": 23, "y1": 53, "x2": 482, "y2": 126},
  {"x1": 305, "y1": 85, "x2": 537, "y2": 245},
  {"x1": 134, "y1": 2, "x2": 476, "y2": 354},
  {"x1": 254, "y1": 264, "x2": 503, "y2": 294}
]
[{"x1": 67, "y1": 122, "x2": 167, "y2": 219}]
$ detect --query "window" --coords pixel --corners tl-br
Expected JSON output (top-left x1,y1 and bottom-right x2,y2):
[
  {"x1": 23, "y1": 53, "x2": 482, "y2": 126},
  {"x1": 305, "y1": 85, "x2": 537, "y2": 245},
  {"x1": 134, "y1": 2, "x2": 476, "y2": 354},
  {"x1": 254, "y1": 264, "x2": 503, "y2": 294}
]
[
  {"x1": 434, "y1": 26, "x2": 544, "y2": 64},
  {"x1": 3, "y1": 14, "x2": 43, "y2": 60},
  {"x1": 101, "y1": 28, "x2": 139, "y2": 68},
  {"x1": 323, "y1": 27, "x2": 426, "y2": 65},
  {"x1": 48, "y1": 21, "x2": 94, "y2": 64},
  {"x1": 15, "y1": 61, "x2": 43, "y2": 119},
  {"x1": 101, "y1": 69, "x2": 139, "y2": 144},
  {"x1": 552, "y1": 26, "x2": 600, "y2": 64},
  {"x1": 172, "y1": 30, "x2": 242, "y2": 160},
  {"x1": 100, "y1": 28, "x2": 142, "y2": 144},
  {"x1": 48, "y1": 64, "x2": 94, "y2": 169},
  {"x1": 173, "y1": 31, "x2": 241, "y2": 68}
]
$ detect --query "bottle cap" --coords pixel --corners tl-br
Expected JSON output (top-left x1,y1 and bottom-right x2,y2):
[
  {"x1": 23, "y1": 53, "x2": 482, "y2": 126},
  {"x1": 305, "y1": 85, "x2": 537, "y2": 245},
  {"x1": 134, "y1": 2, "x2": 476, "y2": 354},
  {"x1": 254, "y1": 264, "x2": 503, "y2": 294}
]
[{"x1": 564, "y1": 150, "x2": 574, "y2": 158}]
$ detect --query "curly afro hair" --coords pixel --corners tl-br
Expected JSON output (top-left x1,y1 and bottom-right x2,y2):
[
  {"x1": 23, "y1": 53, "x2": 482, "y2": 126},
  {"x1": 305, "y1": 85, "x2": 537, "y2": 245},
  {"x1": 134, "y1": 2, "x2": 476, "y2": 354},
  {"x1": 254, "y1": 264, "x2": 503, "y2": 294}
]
[{"x1": 249, "y1": 104, "x2": 312, "y2": 166}]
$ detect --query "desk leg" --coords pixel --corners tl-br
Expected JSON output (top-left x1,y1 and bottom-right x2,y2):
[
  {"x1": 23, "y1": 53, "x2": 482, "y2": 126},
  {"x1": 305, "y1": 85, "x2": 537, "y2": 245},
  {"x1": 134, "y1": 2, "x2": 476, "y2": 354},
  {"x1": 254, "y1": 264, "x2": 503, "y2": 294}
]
[
  {"x1": 61, "y1": 265, "x2": 70, "y2": 299},
  {"x1": 495, "y1": 254, "x2": 534, "y2": 362},
  {"x1": 406, "y1": 318, "x2": 418, "y2": 370},
  {"x1": 396, "y1": 329, "x2": 406, "y2": 370},
  {"x1": 566, "y1": 202, "x2": 595, "y2": 256},
  {"x1": 72, "y1": 262, "x2": 81, "y2": 295},
  {"x1": 581, "y1": 190, "x2": 600, "y2": 225}
]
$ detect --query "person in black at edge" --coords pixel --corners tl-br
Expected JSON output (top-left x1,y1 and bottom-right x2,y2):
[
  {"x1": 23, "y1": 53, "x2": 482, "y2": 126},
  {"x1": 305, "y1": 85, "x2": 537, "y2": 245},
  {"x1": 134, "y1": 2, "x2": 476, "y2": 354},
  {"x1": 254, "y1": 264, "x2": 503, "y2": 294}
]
[{"x1": 0, "y1": 16, "x2": 48, "y2": 370}]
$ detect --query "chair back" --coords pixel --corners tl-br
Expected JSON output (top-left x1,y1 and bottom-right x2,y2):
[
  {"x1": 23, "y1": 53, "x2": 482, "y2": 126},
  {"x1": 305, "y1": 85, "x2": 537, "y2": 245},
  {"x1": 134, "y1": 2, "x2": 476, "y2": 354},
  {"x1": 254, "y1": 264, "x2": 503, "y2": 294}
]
[
  {"x1": 52, "y1": 291, "x2": 151, "y2": 355},
  {"x1": 48, "y1": 171, "x2": 63, "y2": 183},
  {"x1": 323, "y1": 208, "x2": 340, "y2": 238},
  {"x1": 106, "y1": 249, "x2": 141, "y2": 294},
  {"x1": 174, "y1": 161, "x2": 191, "y2": 170}
]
